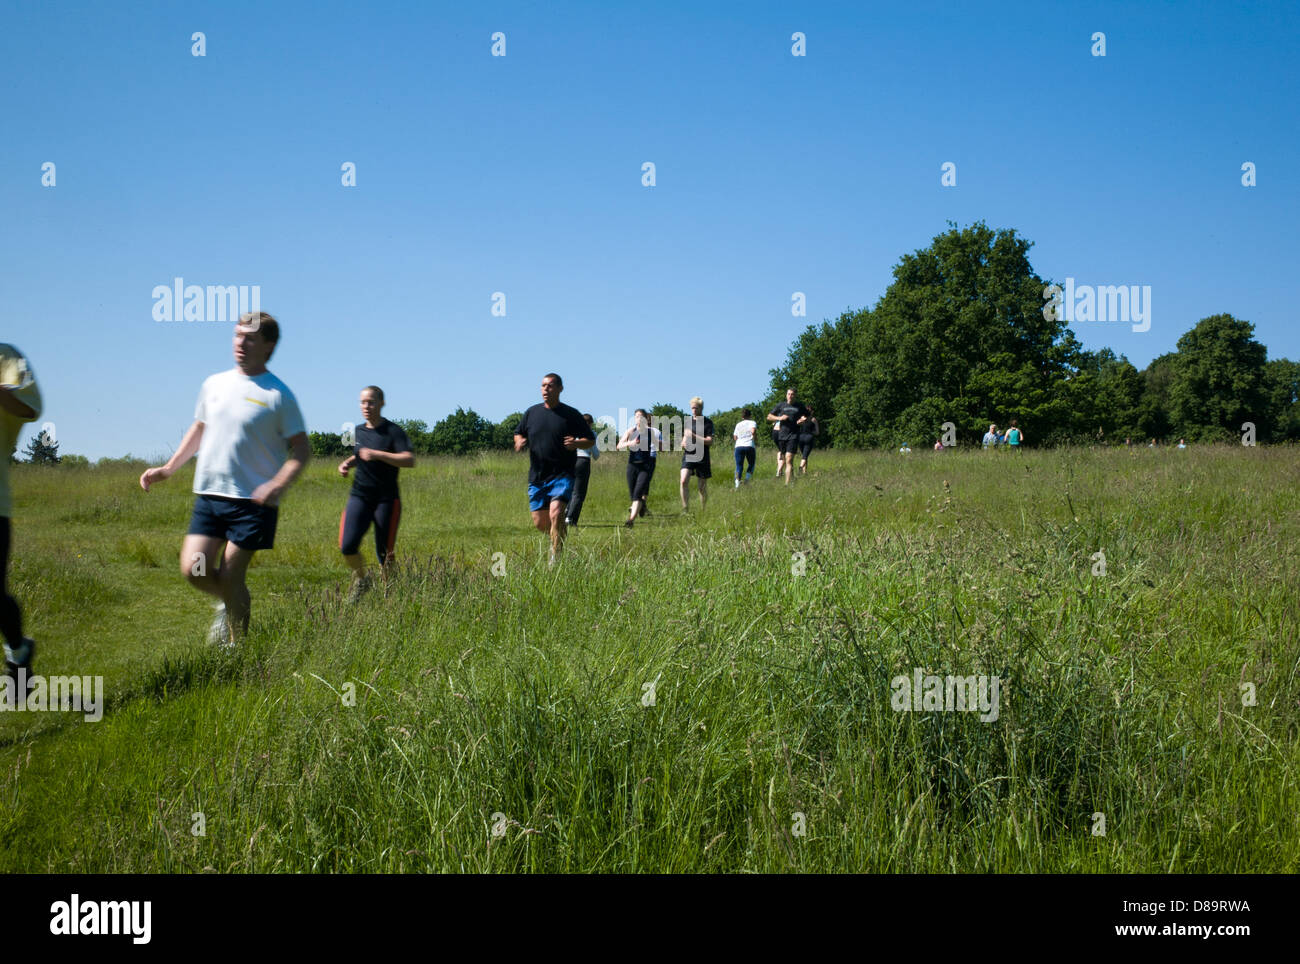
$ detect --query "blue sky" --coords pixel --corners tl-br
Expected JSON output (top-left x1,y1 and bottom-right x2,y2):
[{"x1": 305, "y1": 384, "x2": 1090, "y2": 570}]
[{"x1": 2, "y1": 0, "x2": 1296, "y2": 459}]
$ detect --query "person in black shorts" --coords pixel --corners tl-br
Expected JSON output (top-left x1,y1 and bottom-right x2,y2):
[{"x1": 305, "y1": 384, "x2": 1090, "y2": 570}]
[
  {"x1": 139, "y1": 313, "x2": 310, "y2": 646},
  {"x1": 1, "y1": 344, "x2": 42, "y2": 692},
  {"x1": 679, "y1": 395, "x2": 714, "y2": 511},
  {"x1": 618, "y1": 408, "x2": 656, "y2": 528},
  {"x1": 766, "y1": 387, "x2": 810, "y2": 486},
  {"x1": 513, "y1": 373, "x2": 595, "y2": 564},
  {"x1": 564, "y1": 413, "x2": 599, "y2": 527},
  {"x1": 338, "y1": 385, "x2": 414, "y2": 601},
  {"x1": 797, "y1": 406, "x2": 820, "y2": 475}
]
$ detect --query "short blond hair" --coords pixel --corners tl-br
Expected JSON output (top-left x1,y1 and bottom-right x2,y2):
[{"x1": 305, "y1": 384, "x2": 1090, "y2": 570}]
[{"x1": 690, "y1": 396, "x2": 703, "y2": 409}]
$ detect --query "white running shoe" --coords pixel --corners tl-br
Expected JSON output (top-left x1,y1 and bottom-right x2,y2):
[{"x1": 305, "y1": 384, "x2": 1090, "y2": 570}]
[
  {"x1": 207, "y1": 604, "x2": 232, "y2": 647},
  {"x1": 3, "y1": 636, "x2": 34, "y2": 670}
]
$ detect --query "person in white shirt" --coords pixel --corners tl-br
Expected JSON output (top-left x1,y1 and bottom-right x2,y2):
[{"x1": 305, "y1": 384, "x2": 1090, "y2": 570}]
[
  {"x1": 565, "y1": 413, "x2": 599, "y2": 526},
  {"x1": 732, "y1": 408, "x2": 757, "y2": 487},
  {"x1": 617, "y1": 408, "x2": 660, "y2": 528},
  {"x1": 0, "y1": 344, "x2": 42, "y2": 687},
  {"x1": 139, "y1": 313, "x2": 310, "y2": 646}
]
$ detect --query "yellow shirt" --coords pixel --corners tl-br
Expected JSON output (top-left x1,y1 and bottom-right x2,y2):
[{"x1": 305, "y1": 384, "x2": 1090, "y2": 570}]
[{"x1": 0, "y1": 344, "x2": 44, "y2": 518}]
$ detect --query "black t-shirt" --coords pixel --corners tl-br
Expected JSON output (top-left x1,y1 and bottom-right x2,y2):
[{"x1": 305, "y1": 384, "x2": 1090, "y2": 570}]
[
  {"x1": 682, "y1": 415, "x2": 714, "y2": 465},
  {"x1": 514, "y1": 402, "x2": 595, "y2": 486},
  {"x1": 352, "y1": 419, "x2": 412, "y2": 502},
  {"x1": 770, "y1": 401, "x2": 810, "y2": 440},
  {"x1": 798, "y1": 417, "x2": 820, "y2": 442}
]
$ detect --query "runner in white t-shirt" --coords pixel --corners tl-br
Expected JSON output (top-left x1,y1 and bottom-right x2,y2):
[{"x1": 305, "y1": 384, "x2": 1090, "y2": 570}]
[
  {"x1": 139, "y1": 313, "x2": 310, "y2": 646},
  {"x1": 0, "y1": 345, "x2": 42, "y2": 690},
  {"x1": 732, "y1": 408, "x2": 757, "y2": 488}
]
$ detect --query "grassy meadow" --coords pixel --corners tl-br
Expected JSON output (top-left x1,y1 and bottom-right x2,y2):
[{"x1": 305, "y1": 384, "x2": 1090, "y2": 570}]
[{"x1": 2, "y1": 444, "x2": 1298, "y2": 872}]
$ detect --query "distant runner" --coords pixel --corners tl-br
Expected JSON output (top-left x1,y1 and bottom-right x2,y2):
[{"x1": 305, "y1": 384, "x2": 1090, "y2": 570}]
[
  {"x1": 139, "y1": 313, "x2": 310, "y2": 646},
  {"x1": 513, "y1": 373, "x2": 594, "y2": 564},
  {"x1": 767, "y1": 387, "x2": 810, "y2": 485},
  {"x1": 732, "y1": 408, "x2": 757, "y2": 487},
  {"x1": 618, "y1": 409, "x2": 657, "y2": 528},
  {"x1": 0, "y1": 345, "x2": 42, "y2": 693},
  {"x1": 565, "y1": 413, "x2": 599, "y2": 527},
  {"x1": 337, "y1": 386, "x2": 414, "y2": 602},
  {"x1": 797, "y1": 406, "x2": 819, "y2": 475},
  {"x1": 680, "y1": 396, "x2": 713, "y2": 511}
]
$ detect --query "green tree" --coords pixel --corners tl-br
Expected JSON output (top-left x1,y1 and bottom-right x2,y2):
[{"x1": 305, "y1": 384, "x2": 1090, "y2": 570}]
[
  {"x1": 1134, "y1": 352, "x2": 1176, "y2": 442},
  {"x1": 23, "y1": 428, "x2": 59, "y2": 464},
  {"x1": 430, "y1": 408, "x2": 495, "y2": 455},
  {"x1": 1262, "y1": 358, "x2": 1300, "y2": 441},
  {"x1": 393, "y1": 419, "x2": 433, "y2": 455},
  {"x1": 308, "y1": 430, "x2": 348, "y2": 458},
  {"x1": 826, "y1": 222, "x2": 1082, "y2": 447},
  {"x1": 1167, "y1": 314, "x2": 1267, "y2": 442},
  {"x1": 1067, "y1": 348, "x2": 1144, "y2": 443},
  {"x1": 649, "y1": 402, "x2": 685, "y2": 420},
  {"x1": 494, "y1": 413, "x2": 524, "y2": 450}
]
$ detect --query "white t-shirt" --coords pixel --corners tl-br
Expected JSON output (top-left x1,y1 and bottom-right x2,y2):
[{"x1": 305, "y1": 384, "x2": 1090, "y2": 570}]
[
  {"x1": 733, "y1": 419, "x2": 757, "y2": 448},
  {"x1": 0, "y1": 345, "x2": 43, "y2": 518},
  {"x1": 192, "y1": 368, "x2": 306, "y2": 501}
]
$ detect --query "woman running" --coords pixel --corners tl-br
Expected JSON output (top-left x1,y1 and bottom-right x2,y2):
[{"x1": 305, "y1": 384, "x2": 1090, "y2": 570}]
[
  {"x1": 797, "y1": 407, "x2": 819, "y2": 474},
  {"x1": 617, "y1": 409, "x2": 657, "y2": 528},
  {"x1": 732, "y1": 408, "x2": 757, "y2": 487},
  {"x1": 338, "y1": 386, "x2": 415, "y2": 601}
]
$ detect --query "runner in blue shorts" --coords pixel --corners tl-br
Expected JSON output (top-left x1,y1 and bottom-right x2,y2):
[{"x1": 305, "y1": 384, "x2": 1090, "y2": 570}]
[{"x1": 513, "y1": 373, "x2": 595, "y2": 565}]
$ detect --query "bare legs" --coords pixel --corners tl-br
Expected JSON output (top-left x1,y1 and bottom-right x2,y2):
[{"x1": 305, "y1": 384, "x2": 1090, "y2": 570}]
[
  {"x1": 531, "y1": 501, "x2": 567, "y2": 562},
  {"x1": 181, "y1": 535, "x2": 256, "y2": 642}
]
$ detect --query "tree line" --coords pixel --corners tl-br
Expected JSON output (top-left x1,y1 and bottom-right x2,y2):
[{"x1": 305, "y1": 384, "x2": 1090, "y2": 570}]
[
  {"x1": 767, "y1": 223, "x2": 1299, "y2": 447},
  {"x1": 19, "y1": 221, "x2": 1298, "y2": 466}
]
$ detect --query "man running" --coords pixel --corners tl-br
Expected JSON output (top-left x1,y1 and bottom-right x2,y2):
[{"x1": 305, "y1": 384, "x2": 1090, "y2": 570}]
[
  {"x1": 139, "y1": 313, "x2": 309, "y2": 645},
  {"x1": 0, "y1": 344, "x2": 42, "y2": 691},
  {"x1": 513, "y1": 373, "x2": 594, "y2": 564},
  {"x1": 338, "y1": 385, "x2": 414, "y2": 602},
  {"x1": 766, "y1": 387, "x2": 810, "y2": 485},
  {"x1": 565, "y1": 413, "x2": 599, "y2": 527},
  {"x1": 680, "y1": 396, "x2": 713, "y2": 511}
]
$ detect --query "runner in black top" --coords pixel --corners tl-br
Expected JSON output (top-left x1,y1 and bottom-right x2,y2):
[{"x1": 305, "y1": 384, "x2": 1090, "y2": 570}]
[
  {"x1": 798, "y1": 406, "x2": 820, "y2": 475},
  {"x1": 679, "y1": 395, "x2": 714, "y2": 511},
  {"x1": 767, "y1": 387, "x2": 810, "y2": 485},
  {"x1": 618, "y1": 408, "x2": 656, "y2": 528},
  {"x1": 338, "y1": 386, "x2": 414, "y2": 601},
  {"x1": 513, "y1": 373, "x2": 594, "y2": 564}
]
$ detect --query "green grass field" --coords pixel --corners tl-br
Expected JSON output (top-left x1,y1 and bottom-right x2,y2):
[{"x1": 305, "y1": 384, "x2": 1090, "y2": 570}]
[{"x1": 2, "y1": 445, "x2": 1297, "y2": 872}]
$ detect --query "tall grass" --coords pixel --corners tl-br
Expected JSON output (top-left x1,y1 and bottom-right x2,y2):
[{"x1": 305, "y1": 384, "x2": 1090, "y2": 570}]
[{"x1": 2, "y1": 445, "x2": 1297, "y2": 871}]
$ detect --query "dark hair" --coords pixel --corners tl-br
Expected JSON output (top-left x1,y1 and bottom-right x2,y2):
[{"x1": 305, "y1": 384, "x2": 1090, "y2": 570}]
[
  {"x1": 543, "y1": 372, "x2": 563, "y2": 390},
  {"x1": 362, "y1": 385, "x2": 385, "y2": 403},
  {"x1": 742, "y1": 407, "x2": 752, "y2": 419},
  {"x1": 239, "y1": 312, "x2": 279, "y2": 357},
  {"x1": 583, "y1": 413, "x2": 593, "y2": 423}
]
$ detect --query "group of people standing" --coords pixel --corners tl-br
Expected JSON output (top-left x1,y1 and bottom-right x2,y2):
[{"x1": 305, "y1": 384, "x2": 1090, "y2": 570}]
[{"x1": 979, "y1": 420, "x2": 1024, "y2": 449}]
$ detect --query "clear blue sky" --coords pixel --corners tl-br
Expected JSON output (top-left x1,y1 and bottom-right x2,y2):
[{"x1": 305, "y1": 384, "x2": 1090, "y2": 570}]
[{"x1": 3, "y1": 0, "x2": 1296, "y2": 459}]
